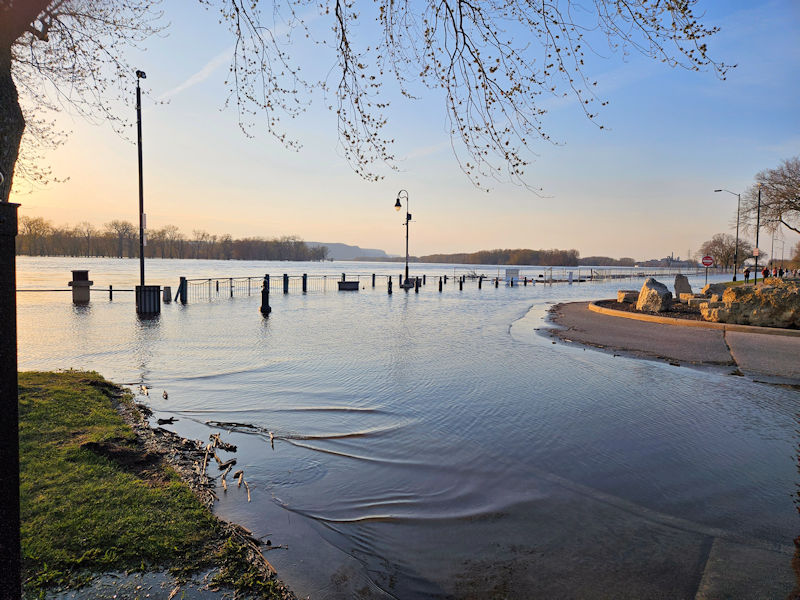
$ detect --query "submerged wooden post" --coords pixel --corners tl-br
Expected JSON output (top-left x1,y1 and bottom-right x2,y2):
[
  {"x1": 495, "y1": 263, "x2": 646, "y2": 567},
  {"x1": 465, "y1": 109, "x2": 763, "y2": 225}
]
[
  {"x1": 439, "y1": 277, "x2": 443, "y2": 292},
  {"x1": 372, "y1": 273, "x2": 376, "y2": 287},
  {"x1": 495, "y1": 278, "x2": 499, "y2": 288},
  {"x1": 415, "y1": 277, "x2": 419, "y2": 293},
  {"x1": 388, "y1": 277, "x2": 393, "y2": 295},
  {"x1": 216, "y1": 280, "x2": 219, "y2": 294},
  {"x1": 229, "y1": 278, "x2": 233, "y2": 297},
  {"x1": 302, "y1": 274, "x2": 307, "y2": 293},
  {"x1": 459, "y1": 278, "x2": 463, "y2": 291},
  {"x1": 283, "y1": 274, "x2": 289, "y2": 294},
  {"x1": 478, "y1": 276, "x2": 483, "y2": 289},
  {"x1": 178, "y1": 277, "x2": 187, "y2": 304},
  {"x1": 423, "y1": 274, "x2": 426, "y2": 285},
  {"x1": 109, "y1": 284, "x2": 113, "y2": 301},
  {"x1": 444, "y1": 275, "x2": 447, "y2": 284},
  {"x1": 260, "y1": 275, "x2": 271, "y2": 315}
]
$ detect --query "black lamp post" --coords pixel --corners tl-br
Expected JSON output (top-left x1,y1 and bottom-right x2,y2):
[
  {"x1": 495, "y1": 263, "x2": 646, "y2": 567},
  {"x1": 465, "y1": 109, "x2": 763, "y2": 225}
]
[
  {"x1": 754, "y1": 184, "x2": 762, "y2": 284},
  {"x1": 714, "y1": 188, "x2": 741, "y2": 281},
  {"x1": 394, "y1": 190, "x2": 411, "y2": 286},
  {"x1": 136, "y1": 69, "x2": 146, "y2": 289}
]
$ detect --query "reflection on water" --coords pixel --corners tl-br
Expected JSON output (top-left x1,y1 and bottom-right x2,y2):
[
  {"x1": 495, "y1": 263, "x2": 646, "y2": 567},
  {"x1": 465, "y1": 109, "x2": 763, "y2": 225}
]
[{"x1": 17, "y1": 257, "x2": 799, "y2": 598}]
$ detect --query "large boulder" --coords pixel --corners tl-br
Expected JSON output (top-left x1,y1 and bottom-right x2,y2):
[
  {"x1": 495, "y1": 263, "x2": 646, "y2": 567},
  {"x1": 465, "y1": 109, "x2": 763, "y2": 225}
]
[
  {"x1": 674, "y1": 274, "x2": 692, "y2": 299},
  {"x1": 701, "y1": 283, "x2": 727, "y2": 297},
  {"x1": 700, "y1": 281, "x2": 800, "y2": 328},
  {"x1": 636, "y1": 278, "x2": 673, "y2": 312},
  {"x1": 617, "y1": 289, "x2": 639, "y2": 304}
]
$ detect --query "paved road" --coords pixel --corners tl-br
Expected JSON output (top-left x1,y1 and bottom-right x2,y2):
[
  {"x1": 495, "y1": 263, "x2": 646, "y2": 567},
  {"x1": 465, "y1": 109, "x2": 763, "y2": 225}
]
[{"x1": 548, "y1": 302, "x2": 800, "y2": 384}]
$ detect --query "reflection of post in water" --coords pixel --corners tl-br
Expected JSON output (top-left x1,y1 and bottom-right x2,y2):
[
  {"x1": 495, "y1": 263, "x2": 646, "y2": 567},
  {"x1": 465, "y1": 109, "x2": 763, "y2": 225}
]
[{"x1": 134, "y1": 312, "x2": 161, "y2": 383}]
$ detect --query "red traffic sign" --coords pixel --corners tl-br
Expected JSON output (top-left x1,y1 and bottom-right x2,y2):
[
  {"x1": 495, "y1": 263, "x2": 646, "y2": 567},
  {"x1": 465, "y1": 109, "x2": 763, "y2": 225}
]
[{"x1": 701, "y1": 255, "x2": 714, "y2": 267}]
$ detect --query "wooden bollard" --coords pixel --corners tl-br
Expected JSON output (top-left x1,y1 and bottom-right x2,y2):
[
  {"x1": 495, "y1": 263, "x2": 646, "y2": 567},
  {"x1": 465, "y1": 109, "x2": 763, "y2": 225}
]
[
  {"x1": 459, "y1": 278, "x2": 463, "y2": 291},
  {"x1": 423, "y1": 274, "x2": 426, "y2": 285},
  {"x1": 415, "y1": 278, "x2": 419, "y2": 293},
  {"x1": 283, "y1": 274, "x2": 289, "y2": 294},
  {"x1": 178, "y1": 277, "x2": 187, "y2": 303},
  {"x1": 388, "y1": 278, "x2": 393, "y2": 295},
  {"x1": 260, "y1": 276, "x2": 271, "y2": 315},
  {"x1": 439, "y1": 277, "x2": 443, "y2": 292},
  {"x1": 302, "y1": 274, "x2": 307, "y2": 293},
  {"x1": 372, "y1": 273, "x2": 376, "y2": 287},
  {"x1": 444, "y1": 275, "x2": 447, "y2": 284},
  {"x1": 109, "y1": 284, "x2": 113, "y2": 301},
  {"x1": 478, "y1": 276, "x2": 483, "y2": 289}
]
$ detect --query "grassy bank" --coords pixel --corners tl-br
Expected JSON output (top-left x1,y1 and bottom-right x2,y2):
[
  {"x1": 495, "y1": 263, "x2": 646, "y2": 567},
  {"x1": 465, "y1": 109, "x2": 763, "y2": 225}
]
[{"x1": 19, "y1": 371, "x2": 291, "y2": 598}]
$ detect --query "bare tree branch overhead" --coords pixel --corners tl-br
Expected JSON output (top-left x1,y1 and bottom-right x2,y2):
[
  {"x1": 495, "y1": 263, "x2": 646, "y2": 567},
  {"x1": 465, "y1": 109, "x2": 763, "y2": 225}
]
[
  {"x1": 1, "y1": 0, "x2": 731, "y2": 197},
  {"x1": 741, "y1": 156, "x2": 800, "y2": 236}
]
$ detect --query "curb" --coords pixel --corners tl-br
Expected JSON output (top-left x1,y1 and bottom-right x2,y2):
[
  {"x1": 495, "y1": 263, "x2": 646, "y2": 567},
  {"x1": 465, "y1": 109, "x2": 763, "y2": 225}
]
[{"x1": 588, "y1": 301, "x2": 800, "y2": 338}]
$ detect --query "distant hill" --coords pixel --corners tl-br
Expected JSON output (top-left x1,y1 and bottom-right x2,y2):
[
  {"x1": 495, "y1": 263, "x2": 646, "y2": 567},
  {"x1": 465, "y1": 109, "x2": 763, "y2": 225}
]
[{"x1": 308, "y1": 242, "x2": 391, "y2": 260}]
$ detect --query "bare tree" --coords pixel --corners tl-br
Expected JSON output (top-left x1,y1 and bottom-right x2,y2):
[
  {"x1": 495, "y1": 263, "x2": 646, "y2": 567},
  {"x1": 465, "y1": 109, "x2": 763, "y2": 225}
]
[
  {"x1": 699, "y1": 233, "x2": 754, "y2": 270},
  {"x1": 104, "y1": 219, "x2": 136, "y2": 258},
  {"x1": 741, "y1": 157, "x2": 800, "y2": 236},
  {"x1": 76, "y1": 221, "x2": 96, "y2": 256}
]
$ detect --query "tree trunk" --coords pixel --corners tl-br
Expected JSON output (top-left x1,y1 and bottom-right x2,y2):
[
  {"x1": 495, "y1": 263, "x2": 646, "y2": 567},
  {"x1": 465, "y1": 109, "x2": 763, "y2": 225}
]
[{"x1": 0, "y1": 45, "x2": 25, "y2": 201}]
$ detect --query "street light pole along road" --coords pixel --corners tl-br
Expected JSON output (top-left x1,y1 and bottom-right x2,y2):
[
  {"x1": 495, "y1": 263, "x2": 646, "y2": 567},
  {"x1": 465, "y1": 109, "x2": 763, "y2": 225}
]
[{"x1": 714, "y1": 188, "x2": 741, "y2": 281}]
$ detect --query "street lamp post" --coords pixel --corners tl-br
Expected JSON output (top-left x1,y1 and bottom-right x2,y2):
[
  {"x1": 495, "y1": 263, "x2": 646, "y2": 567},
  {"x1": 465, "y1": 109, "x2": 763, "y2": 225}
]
[
  {"x1": 136, "y1": 69, "x2": 146, "y2": 289},
  {"x1": 714, "y1": 189, "x2": 741, "y2": 281},
  {"x1": 754, "y1": 184, "x2": 762, "y2": 284},
  {"x1": 394, "y1": 190, "x2": 411, "y2": 286}
]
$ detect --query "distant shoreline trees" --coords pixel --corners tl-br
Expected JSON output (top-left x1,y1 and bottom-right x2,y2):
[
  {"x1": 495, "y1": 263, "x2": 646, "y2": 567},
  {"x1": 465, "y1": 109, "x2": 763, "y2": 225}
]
[
  {"x1": 415, "y1": 249, "x2": 634, "y2": 267},
  {"x1": 15, "y1": 217, "x2": 328, "y2": 261}
]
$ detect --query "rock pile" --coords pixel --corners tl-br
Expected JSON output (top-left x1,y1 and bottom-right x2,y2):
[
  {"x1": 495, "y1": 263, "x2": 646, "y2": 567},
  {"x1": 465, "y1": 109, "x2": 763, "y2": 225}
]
[{"x1": 700, "y1": 279, "x2": 800, "y2": 328}]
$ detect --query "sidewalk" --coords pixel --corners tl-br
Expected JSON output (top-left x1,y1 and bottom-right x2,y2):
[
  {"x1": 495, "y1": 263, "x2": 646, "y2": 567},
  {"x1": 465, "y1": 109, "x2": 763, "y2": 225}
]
[{"x1": 547, "y1": 301, "x2": 800, "y2": 384}]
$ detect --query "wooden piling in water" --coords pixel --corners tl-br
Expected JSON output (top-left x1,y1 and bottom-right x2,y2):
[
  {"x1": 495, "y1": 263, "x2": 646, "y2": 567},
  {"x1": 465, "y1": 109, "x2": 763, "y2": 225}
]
[
  {"x1": 260, "y1": 275, "x2": 271, "y2": 315},
  {"x1": 423, "y1": 274, "x2": 426, "y2": 285},
  {"x1": 283, "y1": 274, "x2": 289, "y2": 294},
  {"x1": 230, "y1": 278, "x2": 233, "y2": 297},
  {"x1": 439, "y1": 277, "x2": 443, "y2": 292},
  {"x1": 302, "y1": 274, "x2": 307, "y2": 293},
  {"x1": 495, "y1": 278, "x2": 499, "y2": 288},
  {"x1": 372, "y1": 273, "x2": 376, "y2": 287},
  {"x1": 415, "y1": 278, "x2": 419, "y2": 293},
  {"x1": 478, "y1": 276, "x2": 483, "y2": 289},
  {"x1": 459, "y1": 278, "x2": 463, "y2": 291},
  {"x1": 109, "y1": 285, "x2": 113, "y2": 301},
  {"x1": 388, "y1": 278, "x2": 393, "y2": 295},
  {"x1": 178, "y1": 277, "x2": 187, "y2": 303}
]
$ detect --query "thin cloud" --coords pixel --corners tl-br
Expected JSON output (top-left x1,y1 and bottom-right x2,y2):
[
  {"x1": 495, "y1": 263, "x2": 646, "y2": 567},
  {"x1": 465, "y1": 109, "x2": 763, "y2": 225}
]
[{"x1": 158, "y1": 46, "x2": 233, "y2": 101}]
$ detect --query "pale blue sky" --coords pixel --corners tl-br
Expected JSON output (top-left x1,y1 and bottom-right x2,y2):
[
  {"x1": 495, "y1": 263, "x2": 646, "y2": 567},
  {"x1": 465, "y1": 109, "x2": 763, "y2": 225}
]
[{"x1": 15, "y1": 0, "x2": 800, "y2": 261}]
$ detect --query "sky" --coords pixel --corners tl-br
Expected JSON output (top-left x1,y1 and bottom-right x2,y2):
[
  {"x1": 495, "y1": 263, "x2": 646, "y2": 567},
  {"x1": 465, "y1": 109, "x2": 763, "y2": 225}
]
[{"x1": 11, "y1": 0, "x2": 800, "y2": 262}]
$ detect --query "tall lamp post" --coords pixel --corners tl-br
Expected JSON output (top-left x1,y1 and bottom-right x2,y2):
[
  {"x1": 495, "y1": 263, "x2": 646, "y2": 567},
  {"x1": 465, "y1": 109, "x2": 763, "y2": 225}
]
[
  {"x1": 394, "y1": 190, "x2": 411, "y2": 286},
  {"x1": 714, "y1": 188, "x2": 741, "y2": 281},
  {"x1": 754, "y1": 183, "x2": 762, "y2": 284},
  {"x1": 136, "y1": 69, "x2": 146, "y2": 289}
]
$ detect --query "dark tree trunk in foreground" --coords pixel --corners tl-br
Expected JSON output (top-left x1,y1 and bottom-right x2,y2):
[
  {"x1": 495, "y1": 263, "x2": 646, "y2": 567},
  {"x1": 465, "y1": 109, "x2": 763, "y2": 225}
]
[{"x1": 0, "y1": 5, "x2": 31, "y2": 594}]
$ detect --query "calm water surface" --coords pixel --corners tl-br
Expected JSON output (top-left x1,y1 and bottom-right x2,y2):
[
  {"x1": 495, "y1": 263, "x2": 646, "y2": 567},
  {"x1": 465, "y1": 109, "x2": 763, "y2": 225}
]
[{"x1": 16, "y1": 257, "x2": 799, "y2": 598}]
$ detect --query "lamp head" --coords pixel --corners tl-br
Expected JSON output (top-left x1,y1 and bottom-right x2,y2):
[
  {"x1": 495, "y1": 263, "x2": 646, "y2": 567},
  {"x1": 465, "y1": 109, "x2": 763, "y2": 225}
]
[
  {"x1": 394, "y1": 198, "x2": 402, "y2": 211},
  {"x1": 136, "y1": 70, "x2": 147, "y2": 79}
]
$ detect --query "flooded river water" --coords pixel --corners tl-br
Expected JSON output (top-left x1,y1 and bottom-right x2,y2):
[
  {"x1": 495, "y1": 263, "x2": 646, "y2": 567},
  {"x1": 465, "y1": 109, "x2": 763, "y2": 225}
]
[{"x1": 16, "y1": 257, "x2": 798, "y2": 598}]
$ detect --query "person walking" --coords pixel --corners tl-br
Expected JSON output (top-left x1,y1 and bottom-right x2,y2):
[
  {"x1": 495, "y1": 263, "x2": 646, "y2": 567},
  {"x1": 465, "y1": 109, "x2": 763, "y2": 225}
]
[{"x1": 743, "y1": 267, "x2": 750, "y2": 283}]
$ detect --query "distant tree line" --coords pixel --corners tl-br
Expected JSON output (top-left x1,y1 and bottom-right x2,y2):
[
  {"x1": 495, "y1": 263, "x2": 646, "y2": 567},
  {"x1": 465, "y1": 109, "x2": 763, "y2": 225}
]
[
  {"x1": 15, "y1": 217, "x2": 328, "y2": 261},
  {"x1": 418, "y1": 248, "x2": 581, "y2": 266},
  {"x1": 577, "y1": 256, "x2": 636, "y2": 267}
]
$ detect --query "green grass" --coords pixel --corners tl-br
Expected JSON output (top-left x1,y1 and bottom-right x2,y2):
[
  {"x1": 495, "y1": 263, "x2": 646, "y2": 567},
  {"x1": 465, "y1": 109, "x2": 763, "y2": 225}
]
[{"x1": 19, "y1": 371, "x2": 287, "y2": 598}]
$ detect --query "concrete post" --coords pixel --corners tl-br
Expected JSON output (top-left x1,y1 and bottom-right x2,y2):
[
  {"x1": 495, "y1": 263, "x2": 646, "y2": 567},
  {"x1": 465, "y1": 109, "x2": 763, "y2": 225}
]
[{"x1": 162, "y1": 286, "x2": 171, "y2": 303}]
